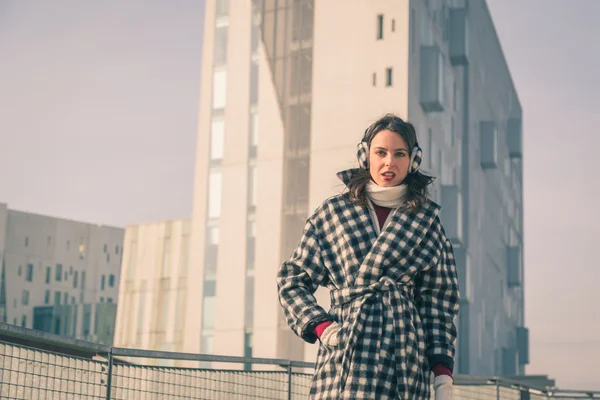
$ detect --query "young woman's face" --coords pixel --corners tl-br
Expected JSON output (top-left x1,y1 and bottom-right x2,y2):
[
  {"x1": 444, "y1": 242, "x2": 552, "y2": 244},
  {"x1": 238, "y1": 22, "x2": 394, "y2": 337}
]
[{"x1": 369, "y1": 130, "x2": 410, "y2": 187}]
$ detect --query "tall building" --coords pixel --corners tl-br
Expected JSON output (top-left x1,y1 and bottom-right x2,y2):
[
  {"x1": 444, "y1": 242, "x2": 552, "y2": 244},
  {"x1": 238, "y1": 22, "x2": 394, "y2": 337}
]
[
  {"x1": 0, "y1": 203, "x2": 123, "y2": 345},
  {"x1": 113, "y1": 219, "x2": 191, "y2": 365},
  {"x1": 115, "y1": 0, "x2": 526, "y2": 376}
]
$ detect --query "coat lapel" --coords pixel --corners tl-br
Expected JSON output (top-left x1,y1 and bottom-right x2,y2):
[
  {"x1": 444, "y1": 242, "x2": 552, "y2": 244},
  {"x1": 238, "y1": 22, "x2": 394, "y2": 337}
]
[{"x1": 355, "y1": 201, "x2": 441, "y2": 287}]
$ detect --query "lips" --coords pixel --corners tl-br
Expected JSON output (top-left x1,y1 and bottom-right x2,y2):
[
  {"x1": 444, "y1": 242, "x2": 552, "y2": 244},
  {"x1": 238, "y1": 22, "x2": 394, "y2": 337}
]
[{"x1": 382, "y1": 172, "x2": 395, "y2": 181}]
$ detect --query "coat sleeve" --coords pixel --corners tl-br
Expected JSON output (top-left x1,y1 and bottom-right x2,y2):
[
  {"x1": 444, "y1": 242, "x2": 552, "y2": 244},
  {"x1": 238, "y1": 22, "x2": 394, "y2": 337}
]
[
  {"x1": 414, "y1": 222, "x2": 460, "y2": 372},
  {"x1": 277, "y1": 219, "x2": 331, "y2": 344}
]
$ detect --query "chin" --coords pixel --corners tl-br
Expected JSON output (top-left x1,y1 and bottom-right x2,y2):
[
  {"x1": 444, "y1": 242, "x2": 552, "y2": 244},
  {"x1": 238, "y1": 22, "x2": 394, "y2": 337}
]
[{"x1": 377, "y1": 180, "x2": 397, "y2": 187}]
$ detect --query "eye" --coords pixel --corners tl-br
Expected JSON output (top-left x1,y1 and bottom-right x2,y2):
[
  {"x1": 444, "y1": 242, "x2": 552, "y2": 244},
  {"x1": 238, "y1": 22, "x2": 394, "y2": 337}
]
[
  {"x1": 396, "y1": 152, "x2": 407, "y2": 157},
  {"x1": 376, "y1": 150, "x2": 386, "y2": 157}
]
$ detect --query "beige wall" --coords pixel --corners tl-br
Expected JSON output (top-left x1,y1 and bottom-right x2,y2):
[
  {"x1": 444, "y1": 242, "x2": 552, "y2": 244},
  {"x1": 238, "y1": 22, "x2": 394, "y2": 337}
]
[
  {"x1": 212, "y1": 0, "x2": 253, "y2": 358},
  {"x1": 114, "y1": 219, "x2": 191, "y2": 366},
  {"x1": 310, "y1": 0, "x2": 411, "y2": 207},
  {"x1": 185, "y1": 0, "x2": 216, "y2": 355}
]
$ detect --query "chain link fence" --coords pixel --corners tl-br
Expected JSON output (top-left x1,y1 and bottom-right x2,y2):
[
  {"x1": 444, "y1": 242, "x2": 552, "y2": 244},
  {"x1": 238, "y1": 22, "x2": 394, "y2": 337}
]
[{"x1": 1, "y1": 323, "x2": 598, "y2": 399}]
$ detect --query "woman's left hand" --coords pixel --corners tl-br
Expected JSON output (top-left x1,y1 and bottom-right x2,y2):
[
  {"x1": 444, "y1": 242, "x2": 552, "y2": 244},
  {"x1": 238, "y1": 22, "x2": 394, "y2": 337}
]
[{"x1": 433, "y1": 375, "x2": 453, "y2": 400}]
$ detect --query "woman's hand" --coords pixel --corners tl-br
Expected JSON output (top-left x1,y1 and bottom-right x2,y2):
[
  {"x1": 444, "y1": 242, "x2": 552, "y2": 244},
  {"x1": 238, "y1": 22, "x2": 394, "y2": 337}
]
[
  {"x1": 319, "y1": 322, "x2": 342, "y2": 347},
  {"x1": 433, "y1": 375, "x2": 453, "y2": 400}
]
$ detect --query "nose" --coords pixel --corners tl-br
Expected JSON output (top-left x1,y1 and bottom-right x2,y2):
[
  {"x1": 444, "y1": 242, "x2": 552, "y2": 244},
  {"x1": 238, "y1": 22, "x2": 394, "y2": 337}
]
[{"x1": 385, "y1": 154, "x2": 394, "y2": 166}]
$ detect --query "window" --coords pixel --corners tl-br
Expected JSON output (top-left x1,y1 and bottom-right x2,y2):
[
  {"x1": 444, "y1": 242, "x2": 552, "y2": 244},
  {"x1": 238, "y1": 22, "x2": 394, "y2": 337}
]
[
  {"x1": 137, "y1": 281, "x2": 147, "y2": 334},
  {"x1": 101, "y1": 275, "x2": 105, "y2": 291},
  {"x1": 214, "y1": 26, "x2": 228, "y2": 66},
  {"x1": 25, "y1": 237, "x2": 29, "y2": 247},
  {"x1": 73, "y1": 271, "x2": 78, "y2": 288},
  {"x1": 180, "y1": 235, "x2": 190, "y2": 276},
  {"x1": 128, "y1": 241, "x2": 137, "y2": 280},
  {"x1": 63, "y1": 293, "x2": 68, "y2": 304},
  {"x1": 159, "y1": 293, "x2": 170, "y2": 328},
  {"x1": 204, "y1": 279, "x2": 216, "y2": 297},
  {"x1": 201, "y1": 333, "x2": 214, "y2": 354},
  {"x1": 45, "y1": 267, "x2": 50, "y2": 284},
  {"x1": 22, "y1": 290, "x2": 29, "y2": 305},
  {"x1": 453, "y1": 81, "x2": 457, "y2": 111},
  {"x1": 66, "y1": 240, "x2": 70, "y2": 251},
  {"x1": 71, "y1": 296, "x2": 75, "y2": 304},
  {"x1": 292, "y1": 0, "x2": 314, "y2": 41},
  {"x1": 21, "y1": 315, "x2": 26, "y2": 328},
  {"x1": 18, "y1": 265, "x2": 22, "y2": 276},
  {"x1": 249, "y1": 110, "x2": 259, "y2": 151},
  {"x1": 246, "y1": 220, "x2": 256, "y2": 269},
  {"x1": 210, "y1": 117, "x2": 225, "y2": 161},
  {"x1": 55, "y1": 264, "x2": 63, "y2": 281},
  {"x1": 103, "y1": 244, "x2": 108, "y2": 253},
  {"x1": 107, "y1": 297, "x2": 113, "y2": 303},
  {"x1": 251, "y1": 16, "x2": 259, "y2": 52},
  {"x1": 109, "y1": 274, "x2": 115, "y2": 288},
  {"x1": 212, "y1": 70, "x2": 227, "y2": 110},
  {"x1": 81, "y1": 271, "x2": 86, "y2": 290},
  {"x1": 386, "y1": 68, "x2": 393, "y2": 87},
  {"x1": 245, "y1": 275, "x2": 255, "y2": 327},
  {"x1": 83, "y1": 304, "x2": 91, "y2": 336},
  {"x1": 205, "y1": 226, "x2": 220, "y2": 277},
  {"x1": 78, "y1": 238, "x2": 86, "y2": 259},
  {"x1": 410, "y1": 9, "x2": 415, "y2": 52},
  {"x1": 47, "y1": 236, "x2": 52, "y2": 246},
  {"x1": 161, "y1": 238, "x2": 170, "y2": 277},
  {"x1": 115, "y1": 245, "x2": 119, "y2": 255},
  {"x1": 208, "y1": 169, "x2": 223, "y2": 219},
  {"x1": 54, "y1": 292, "x2": 61, "y2": 305},
  {"x1": 100, "y1": 297, "x2": 104, "y2": 303},
  {"x1": 106, "y1": 253, "x2": 110, "y2": 263},
  {"x1": 377, "y1": 14, "x2": 384, "y2": 39},
  {"x1": 202, "y1": 297, "x2": 216, "y2": 330},
  {"x1": 44, "y1": 290, "x2": 50, "y2": 304},
  {"x1": 215, "y1": 0, "x2": 228, "y2": 17},
  {"x1": 26, "y1": 264, "x2": 33, "y2": 282},
  {"x1": 248, "y1": 164, "x2": 258, "y2": 210},
  {"x1": 174, "y1": 289, "x2": 186, "y2": 334},
  {"x1": 290, "y1": 49, "x2": 312, "y2": 95},
  {"x1": 250, "y1": 61, "x2": 258, "y2": 104}
]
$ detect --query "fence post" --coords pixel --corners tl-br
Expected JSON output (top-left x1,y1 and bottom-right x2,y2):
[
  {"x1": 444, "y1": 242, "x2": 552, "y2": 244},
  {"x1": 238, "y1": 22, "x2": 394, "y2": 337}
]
[
  {"x1": 105, "y1": 349, "x2": 114, "y2": 400},
  {"x1": 496, "y1": 380, "x2": 500, "y2": 400},
  {"x1": 287, "y1": 361, "x2": 293, "y2": 400}
]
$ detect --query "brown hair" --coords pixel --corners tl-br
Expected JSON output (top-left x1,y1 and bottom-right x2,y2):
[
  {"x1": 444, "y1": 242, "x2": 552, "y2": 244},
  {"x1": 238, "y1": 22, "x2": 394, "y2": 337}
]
[{"x1": 347, "y1": 113, "x2": 434, "y2": 212}]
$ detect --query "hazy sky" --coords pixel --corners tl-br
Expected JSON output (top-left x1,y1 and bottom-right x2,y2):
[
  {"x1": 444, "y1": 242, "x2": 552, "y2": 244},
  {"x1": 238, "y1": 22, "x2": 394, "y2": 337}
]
[{"x1": 1, "y1": 0, "x2": 599, "y2": 391}]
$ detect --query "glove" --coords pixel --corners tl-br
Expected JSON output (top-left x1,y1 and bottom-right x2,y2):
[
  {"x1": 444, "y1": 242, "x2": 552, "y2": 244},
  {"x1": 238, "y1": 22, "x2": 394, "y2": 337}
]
[
  {"x1": 319, "y1": 322, "x2": 342, "y2": 347},
  {"x1": 433, "y1": 374, "x2": 453, "y2": 400}
]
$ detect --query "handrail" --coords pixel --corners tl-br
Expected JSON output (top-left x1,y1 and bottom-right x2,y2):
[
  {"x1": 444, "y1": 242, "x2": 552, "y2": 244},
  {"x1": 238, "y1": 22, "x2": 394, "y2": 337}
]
[{"x1": 1, "y1": 322, "x2": 598, "y2": 397}]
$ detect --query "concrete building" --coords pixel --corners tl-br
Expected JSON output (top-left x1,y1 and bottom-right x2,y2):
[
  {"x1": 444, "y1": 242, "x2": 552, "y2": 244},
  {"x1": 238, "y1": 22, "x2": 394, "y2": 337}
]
[
  {"x1": 113, "y1": 219, "x2": 191, "y2": 365},
  {"x1": 0, "y1": 203, "x2": 123, "y2": 345},
  {"x1": 115, "y1": 0, "x2": 527, "y2": 376}
]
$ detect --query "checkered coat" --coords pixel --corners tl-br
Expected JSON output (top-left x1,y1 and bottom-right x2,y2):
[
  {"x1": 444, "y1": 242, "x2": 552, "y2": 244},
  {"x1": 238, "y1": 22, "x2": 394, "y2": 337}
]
[{"x1": 277, "y1": 169, "x2": 460, "y2": 400}]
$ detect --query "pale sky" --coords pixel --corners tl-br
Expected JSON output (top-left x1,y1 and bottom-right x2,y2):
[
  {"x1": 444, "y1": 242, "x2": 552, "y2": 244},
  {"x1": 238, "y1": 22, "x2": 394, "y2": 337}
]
[{"x1": 1, "y1": 0, "x2": 599, "y2": 391}]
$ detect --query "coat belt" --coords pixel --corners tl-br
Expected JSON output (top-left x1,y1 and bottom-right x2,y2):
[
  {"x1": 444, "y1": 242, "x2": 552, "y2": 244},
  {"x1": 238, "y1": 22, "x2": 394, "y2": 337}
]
[{"x1": 329, "y1": 277, "x2": 415, "y2": 397}]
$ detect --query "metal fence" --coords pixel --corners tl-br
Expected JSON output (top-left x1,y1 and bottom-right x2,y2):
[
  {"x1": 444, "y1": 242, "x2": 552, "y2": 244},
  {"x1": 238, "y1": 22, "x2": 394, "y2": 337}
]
[{"x1": 0, "y1": 323, "x2": 598, "y2": 400}]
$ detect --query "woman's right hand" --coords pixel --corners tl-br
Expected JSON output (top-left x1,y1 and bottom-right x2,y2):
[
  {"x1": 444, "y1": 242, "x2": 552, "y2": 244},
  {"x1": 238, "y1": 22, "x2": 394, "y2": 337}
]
[{"x1": 319, "y1": 322, "x2": 342, "y2": 347}]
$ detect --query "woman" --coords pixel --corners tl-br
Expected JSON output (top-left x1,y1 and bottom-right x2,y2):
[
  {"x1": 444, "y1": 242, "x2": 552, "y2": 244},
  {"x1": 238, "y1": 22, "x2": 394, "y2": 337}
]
[{"x1": 277, "y1": 114, "x2": 460, "y2": 399}]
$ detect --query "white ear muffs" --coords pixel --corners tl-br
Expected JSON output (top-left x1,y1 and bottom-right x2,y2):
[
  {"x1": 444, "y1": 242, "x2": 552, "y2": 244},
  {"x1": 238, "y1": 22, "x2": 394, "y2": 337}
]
[
  {"x1": 408, "y1": 145, "x2": 423, "y2": 174},
  {"x1": 356, "y1": 141, "x2": 370, "y2": 170}
]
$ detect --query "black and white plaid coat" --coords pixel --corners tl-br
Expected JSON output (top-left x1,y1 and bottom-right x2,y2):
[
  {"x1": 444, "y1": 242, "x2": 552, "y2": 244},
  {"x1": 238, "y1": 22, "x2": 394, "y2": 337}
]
[{"x1": 277, "y1": 169, "x2": 460, "y2": 399}]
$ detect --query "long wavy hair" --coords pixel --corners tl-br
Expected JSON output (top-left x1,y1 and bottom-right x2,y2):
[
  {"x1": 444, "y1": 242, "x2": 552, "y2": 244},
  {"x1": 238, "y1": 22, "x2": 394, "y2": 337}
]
[{"x1": 347, "y1": 114, "x2": 435, "y2": 212}]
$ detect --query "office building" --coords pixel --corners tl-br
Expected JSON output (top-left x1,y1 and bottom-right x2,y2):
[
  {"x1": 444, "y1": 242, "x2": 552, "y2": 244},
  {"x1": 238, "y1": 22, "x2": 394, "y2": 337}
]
[
  {"x1": 117, "y1": 0, "x2": 527, "y2": 376},
  {"x1": 0, "y1": 203, "x2": 123, "y2": 345},
  {"x1": 113, "y1": 219, "x2": 191, "y2": 365}
]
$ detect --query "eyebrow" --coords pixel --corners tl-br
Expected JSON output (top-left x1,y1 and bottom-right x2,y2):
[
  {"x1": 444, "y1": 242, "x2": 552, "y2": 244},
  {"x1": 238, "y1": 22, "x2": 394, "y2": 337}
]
[{"x1": 373, "y1": 146, "x2": 409, "y2": 152}]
